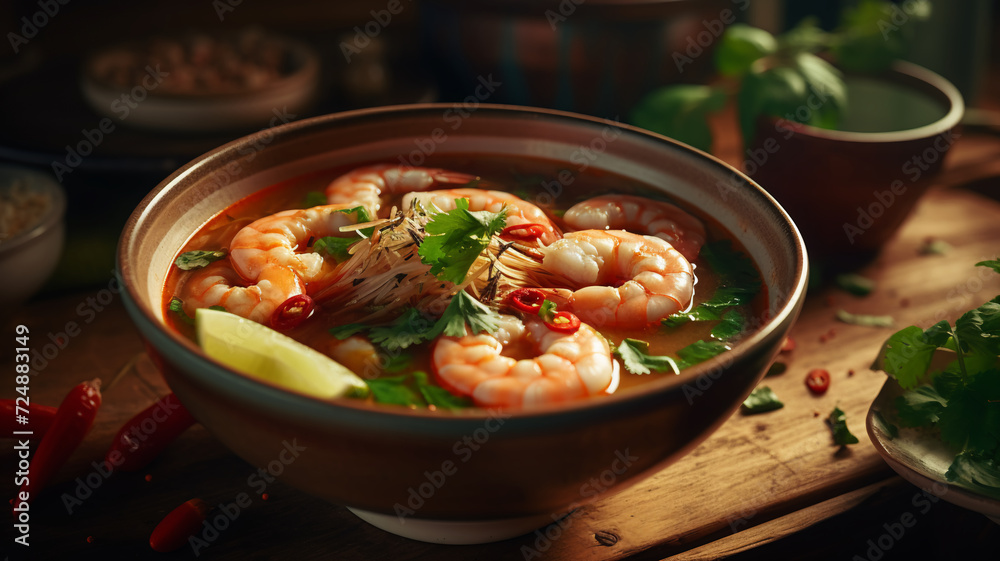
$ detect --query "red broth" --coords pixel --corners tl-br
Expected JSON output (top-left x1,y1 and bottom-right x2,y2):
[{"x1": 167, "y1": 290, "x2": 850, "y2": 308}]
[{"x1": 163, "y1": 156, "x2": 764, "y2": 400}]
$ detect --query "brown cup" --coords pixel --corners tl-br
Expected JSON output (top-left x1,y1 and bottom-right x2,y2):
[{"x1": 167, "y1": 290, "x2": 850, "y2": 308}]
[{"x1": 746, "y1": 61, "x2": 964, "y2": 268}]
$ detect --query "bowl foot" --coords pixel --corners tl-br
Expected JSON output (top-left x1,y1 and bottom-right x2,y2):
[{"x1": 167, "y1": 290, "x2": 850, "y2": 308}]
[{"x1": 347, "y1": 507, "x2": 560, "y2": 544}]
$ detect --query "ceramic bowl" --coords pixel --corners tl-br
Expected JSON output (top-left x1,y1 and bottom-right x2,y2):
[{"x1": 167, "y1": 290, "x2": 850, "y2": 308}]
[
  {"x1": 747, "y1": 61, "x2": 963, "y2": 267},
  {"x1": 0, "y1": 164, "x2": 66, "y2": 313},
  {"x1": 117, "y1": 104, "x2": 808, "y2": 543}
]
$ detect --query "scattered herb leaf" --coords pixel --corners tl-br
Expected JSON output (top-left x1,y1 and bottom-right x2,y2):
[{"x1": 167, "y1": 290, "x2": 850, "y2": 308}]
[
  {"x1": 826, "y1": 406, "x2": 860, "y2": 445},
  {"x1": 414, "y1": 371, "x2": 472, "y2": 410},
  {"x1": 919, "y1": 238, "x2": 952, "y2": 256},
  {"x1": 614, "y1": 339, "x2": 680, "y2": 375},
  {"x1": 364, "y1": 375, "x2": 423, "y2": 407},
  {"x1": 429, "y1": 291, "x2": 503, "y2": 339},
  {"x1": 383, "y1": 353, "x2": 413, "y2": 373},
  {"x1": 836, "y1": 309, "x2": 895, "y2": 328},
  {"x1": 765, "y1": 362, "x2": 787, "y2": 377},
  {"x1": 174, "y1": 250, "x2": 227, "y2": 271},
  {"x1": 676, "y1": 340, "x2": 730, "y2": 370},
  {"x1": 329, "y1": 323, "x2": 368, "y2": 340},
  {"x1": 313, "y1": 236, "x2": 358, "y2": 262},
  {"x1": 835, "y1": 273, "x2": 876, "y2": 296},
  {"x1": 741, "y1": 386, "x2": 784, "y2": 415},
  {"x1": 711, "y1": 308, "x2": 746, "y2": 340}
]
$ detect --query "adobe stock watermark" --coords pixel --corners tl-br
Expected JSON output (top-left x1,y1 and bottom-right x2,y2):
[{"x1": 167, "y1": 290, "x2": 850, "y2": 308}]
[
  {"x1": 851, "y1": 482, "x2": 947, "y2": 561},
  {"x1": 51, "y1": 64, "x2": 169, "y2": 182},
  {"x1": 520, "y1": 448, "x2": 638, "y2": 560},
  {"x1": 7, "y1": 0, "x2": 70, "y2": 54},
  {"x1": 674, "y1": 0, "x2": 751, "y2": 73},
  {"x1": 395, "y1": 74, "x2": 502, "y2": 169},
  {"x1": 393, "y1": 409, "x2": 511, "y2": 522},
  {"x1": 201, "y1": 106, "x2": 298, "y2": 191},
  {"x1": 189, "y1": 439, "x2": 306, "y2": 556},
  {"x1": 339, "y1": 0, "x2": 413, "y2": 62},
  {"x1": 531, "y1": 117, "x2": 624, "y2": 208},
  {"x1": 212, "y1": 0, "x2": 243, "y2": 21},
  {"x1": 842, "y1": 130, "x2": 960, "y2": 245}
]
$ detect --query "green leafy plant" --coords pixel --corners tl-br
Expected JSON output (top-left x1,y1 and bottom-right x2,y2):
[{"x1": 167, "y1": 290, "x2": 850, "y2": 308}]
[
  {"x1": 874, "y1": 260, "x2": 1000, "y2": 499},
  {"x1": 630, "y1": 0, "x2": 929, "y2": 152}
]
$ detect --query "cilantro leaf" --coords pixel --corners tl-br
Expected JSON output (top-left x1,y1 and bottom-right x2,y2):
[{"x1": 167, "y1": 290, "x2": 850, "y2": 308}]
[
  {"x1": 168, "y1": 297, "x2": 195, "y2": 325},
  {"x1": 741, "y1": 386, "x2": 784, "y2": 415},
  {"x1": 836, "y1": 309, "x2": 894, "y2": 328},
  {"x1": 976, "y1": 259, "x2": 1000, "y2": 274},
  {"x1": 429, "y1": 291, "x2": 503, "y2": 339},
  {"x1": 826, "y1": 406, "x2": 860, "y2": 445},
  {"x1": 414, "y1": 371, "x2": 472, "y2": 410},
  {"x1": 418, "y1": 198, "x2": 507, "y2": 284},
  {"x1": 876, "y1": 322, "x2": 952, "y2": 389},
  {"x1": 954, "y1": 296, "x2": 1000, "y2": 358},
  {"x1": 313, "y1": 236, "x2": 358, "y2": 262},
  {"x1": 835, "y1": 273, "x2": 876, "y2": 296},
  {"x1": 936, "y1": 371, "x2": 1000, "y2": 452},
  {"x1": 614, "y1": 339, "x2": 680, "y2": 375},
  {"x1": 175, "y1": 249, "x2": 227, "y2": 270},
  {"x1": 676, "y1": 340, "x2": 730, "y2": 370},
  {"x1": 711, "y1": 309, "x2": 746, "y2": 341},
  {"x1": 383, "y1": 353, "x2": 413, "y2": 373},
  {"x1": 365, "y1": 375, "x2": 423, "y2": 407},
  {"x1": 946, "y1": 451, "x2": 1000, "y2": 501},
  {"x1": 302, "y1": 191, "x2": 327, "y2": 208},
  {"x1": 368, "y1": 308, "x2": 437, "y2": 352},
  {"x1": 894, "y1": 385, "x2": 946, "y2": 427},
  {"x1": 329, "y1": 323, "x2": 368, "y2": 340}
]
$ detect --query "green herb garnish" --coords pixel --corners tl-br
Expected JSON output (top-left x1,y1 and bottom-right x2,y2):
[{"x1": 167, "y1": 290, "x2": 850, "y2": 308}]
[
  {"x1": 835, "y1": 273, "x2": 876, "y2": 296},
  {"x1": 663, "y1": 240, "x2": 760, "y2": 342},
  {"x1": 836, "y1": 309, "x2": 895, "y2": 328},
  {"x1": 364, "y1": 371, "x2": 472, "y2": 410},
  {"x1": 428, "y1": 291, "x2": 503, "y2": 339},
  {"x1": 302, "y1": 191, "x2": 328, "y2": 208},
  {"x1": 538, "y1": 299, "x2": 558, "y2": 322},
  {"x1": 826, "y1": 406, "x2": 860, "y2": 445},
  {"x1": 676, "y1": 340, "x2": 730, "y2": 370},
  {"x1": 418, "y1": 198, "x2": 507, "y2": 284},
  {"x1": 414, "y1": 371, "x2": 472, "y2": 410},
  {"x1": 168, "y1": 297, "x2": 195, "y2": 325},
  {"x1": 368, "y1": 308, "x2": 437, "y2": 352},
  {"x1": 614, "y1": 339, "x2": 680, "y2": 375},
  {"x1": 174, "y1": 249, "x2": 227, "y2": 271},
  {"x1": 741, "y1": 386, "x2": 784, "y2": 415},
  {"x1": 313, "y1": 236, "x2": 358, "y2": 262}
]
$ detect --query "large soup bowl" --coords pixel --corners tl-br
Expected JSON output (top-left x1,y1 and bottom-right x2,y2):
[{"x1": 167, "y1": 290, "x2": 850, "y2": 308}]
[{"x1": 118, "y1": 104, "x2": 808, "y2": 543}]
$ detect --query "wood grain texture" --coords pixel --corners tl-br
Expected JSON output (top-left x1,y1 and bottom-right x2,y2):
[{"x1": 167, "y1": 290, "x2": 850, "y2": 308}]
[{"x1": 3, "y1": 164, "x2": 1000, "y2": 560}]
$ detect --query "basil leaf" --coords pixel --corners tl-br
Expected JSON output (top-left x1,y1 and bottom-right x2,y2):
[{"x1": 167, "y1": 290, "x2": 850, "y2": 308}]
[{"x1": 175, "y1": 249, "x2": 227, "y2": 271}]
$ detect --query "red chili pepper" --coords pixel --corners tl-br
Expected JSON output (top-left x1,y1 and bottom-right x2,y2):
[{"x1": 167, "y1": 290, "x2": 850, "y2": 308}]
[
  {"x1": 806, "y1": 369, "x2": 831, "y2": 395},
  {"x1": 1, "y1": 399, "x2": 57, "y2": 437},
  {"x1": 500, "y1": 223, "x2": 547, "y2": 241},
  {"x1": 270, "y1": 294, "x2": 315, "y2": 331},
  {"x1": 150, "y1": 498, "x2": 211, "y2": 553},
  {"x1": 780, "y1": 336, "x2": 796, "y2": 353},
  {"x1": 105, "y1": 393, "x2": 196, "y2": 473},
  {"x1": 544, "y1": 311, "x2": 582, "y2": 334},
  {"x1": 507, "y1": 288, "x2": 546, "y2": 314},
  {"x1": 18, "y1": 379, "x2": 102, "y2": 503}
]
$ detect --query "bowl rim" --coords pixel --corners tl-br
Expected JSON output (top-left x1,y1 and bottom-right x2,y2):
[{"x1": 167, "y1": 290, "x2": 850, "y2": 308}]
[
  {"x1": 0, "y1": 163, "x2": 66, "y2": 254},
  {"x1": 118, "y1": 103, "x2": 808, "y2": 427},
  {"x1": 768, "y1": 60, "x2": 964, "y2": 144}
]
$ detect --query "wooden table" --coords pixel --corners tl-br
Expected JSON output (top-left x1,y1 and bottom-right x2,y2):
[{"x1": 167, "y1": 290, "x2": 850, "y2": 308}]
[{"x1": 4, "y1": 133, "x2": 1000, "y2": 561}]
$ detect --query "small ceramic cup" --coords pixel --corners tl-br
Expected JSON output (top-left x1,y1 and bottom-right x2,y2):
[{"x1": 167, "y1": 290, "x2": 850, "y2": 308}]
[{"x1": 744, "y1": 61, "x2": 964, "y2": 268}]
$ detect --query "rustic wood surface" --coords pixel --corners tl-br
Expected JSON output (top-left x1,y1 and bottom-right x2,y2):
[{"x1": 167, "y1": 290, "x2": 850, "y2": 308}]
[{"x1": 3, "y1": 132, "x2": 1000, "y2": 560}]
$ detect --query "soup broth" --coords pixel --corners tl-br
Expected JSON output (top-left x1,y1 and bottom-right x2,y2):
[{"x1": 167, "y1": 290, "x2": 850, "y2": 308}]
[{"x1": 163, "y1": 156, "x2": 764, "y2": 406}]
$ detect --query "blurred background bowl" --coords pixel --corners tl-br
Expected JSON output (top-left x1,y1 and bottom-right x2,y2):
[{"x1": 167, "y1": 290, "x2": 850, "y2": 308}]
[
  {"x1": 0, "y1": 164, "x2": 65, "y2": 314},
  {"x1": 118, "y1": 104, "x2": 808, "y2": 543},
  {"x1": 747, "y1": 60, "x2": 964, "y2": 269}
]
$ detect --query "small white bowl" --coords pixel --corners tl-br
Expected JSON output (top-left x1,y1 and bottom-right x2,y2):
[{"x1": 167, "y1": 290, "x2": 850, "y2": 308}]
[{"x1": 0, "y1": 165, "x2": 66, "y2": 311}]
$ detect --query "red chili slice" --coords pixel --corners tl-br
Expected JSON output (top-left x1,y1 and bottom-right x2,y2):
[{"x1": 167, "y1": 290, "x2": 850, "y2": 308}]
[
  {"x1": 507, "y1": 288, "x2": 545, "y2": 314},
  {"x1": 544, "y1": 311, "x2": 581, "y2": 334},
  {"x1": 501, "y1": 223, "x2": 546, "y2": 241},
  {"x1": 270, "y1": 294, "x2": 315, "y2": 331},
  {"x1": 805, "y1": 369, "x2": 830, "y2": 395},
  {"x1": 780, "y1": 336, "x2": 796, "y2": 353}
]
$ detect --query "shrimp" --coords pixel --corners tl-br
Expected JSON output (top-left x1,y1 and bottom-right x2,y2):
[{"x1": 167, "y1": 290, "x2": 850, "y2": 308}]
[
  {"x1": 539, "y1": 230, "x2": 694, "y2": 328},
  {"x1": 325, "y1": 164, "x2": 476, "y2": 217},
  {"x1": 228, "y1": 204, "x2": 362, "y2": 290},
  {"x1": 402, "y1": 188, "x2": 561, "y2": 245},
  {"x1": 563, "y1": 195, "x2": 706, "y2": 261},
  {"x1": 179, "y1": 261, "x2": 304, "y2": 324},
  {"x1": 432, "y1": 315, "x2": 618, "y2": 409}
]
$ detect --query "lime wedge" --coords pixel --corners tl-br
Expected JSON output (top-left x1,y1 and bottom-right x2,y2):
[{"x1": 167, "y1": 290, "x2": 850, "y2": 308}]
[{"x1": 195, "y1": 308, "x2": 369, "y2": 399}]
